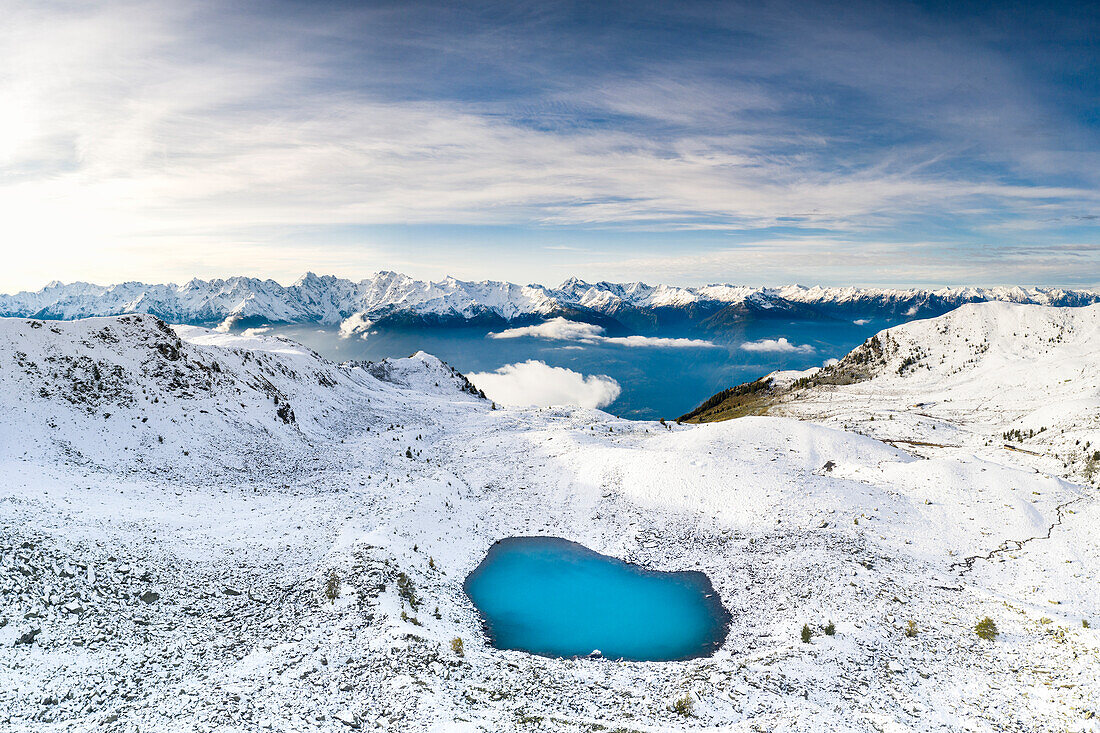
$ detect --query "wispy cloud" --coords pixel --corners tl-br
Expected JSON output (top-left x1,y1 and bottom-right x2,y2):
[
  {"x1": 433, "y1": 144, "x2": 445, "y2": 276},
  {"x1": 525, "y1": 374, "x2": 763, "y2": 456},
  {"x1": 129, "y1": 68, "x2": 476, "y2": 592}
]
[
  {"x1": 1, "y1": 1, "x2": 1098, "y2": 291},
  {"x1": 580, "y1": 238, "x2": 1100, "y2": 289}
]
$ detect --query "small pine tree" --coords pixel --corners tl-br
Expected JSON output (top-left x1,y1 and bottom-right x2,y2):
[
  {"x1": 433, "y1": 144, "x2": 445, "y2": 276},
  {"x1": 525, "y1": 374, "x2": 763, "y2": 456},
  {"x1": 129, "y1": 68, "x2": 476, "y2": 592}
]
[
  {"x1": 824, "y1": 621, "x2": 836, "y2": 636},
  {"x1": 325, "y1": 570, "x2": 340, "y2": 604},
  {"x1": 801, "y1": 624, "x2": 812, "y2": 643},
  {"x1": 975, "y1": 617, "x2": 998, "y2": 641},
  {"x1": 1085, "y1": 452, "x2": 1100, "y2": 481},
  {"x1": 450, "y1": 637, "x2": 464, "y2": 657}
]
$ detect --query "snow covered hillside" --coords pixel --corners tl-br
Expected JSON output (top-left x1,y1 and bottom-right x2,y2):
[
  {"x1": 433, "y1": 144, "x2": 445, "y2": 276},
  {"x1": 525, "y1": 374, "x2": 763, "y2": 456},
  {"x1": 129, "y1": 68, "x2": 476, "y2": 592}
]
[
  {"x1": 3, "y1": 272, "x2": 1098, "y2": 333},
  {"x1": 1, "y1": 310, "x2": 1097, "y2": 732},
  {"x1": 691, "y1": 302, "x2": 1100, "y2": 483},
  {"x1": 0, "y1": 315, "x2": 479, "y2": 478}
]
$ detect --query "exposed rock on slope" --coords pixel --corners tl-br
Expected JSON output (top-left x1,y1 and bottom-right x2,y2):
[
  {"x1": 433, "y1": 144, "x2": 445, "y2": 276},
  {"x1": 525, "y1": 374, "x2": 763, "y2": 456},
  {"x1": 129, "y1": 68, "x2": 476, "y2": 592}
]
[
  {"x1": 357, "y1": 351, "x2": 486, "y2": 398},
  {"x1": 0, "y1": 315, "x2": 481, "y2": 477}
]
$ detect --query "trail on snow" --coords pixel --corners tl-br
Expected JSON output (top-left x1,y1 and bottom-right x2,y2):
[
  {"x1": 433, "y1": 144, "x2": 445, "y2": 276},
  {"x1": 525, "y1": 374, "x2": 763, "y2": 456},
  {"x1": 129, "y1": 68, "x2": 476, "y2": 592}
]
[{"x1": 950, "y1": 497, "x2": 1088, "y2": 574}]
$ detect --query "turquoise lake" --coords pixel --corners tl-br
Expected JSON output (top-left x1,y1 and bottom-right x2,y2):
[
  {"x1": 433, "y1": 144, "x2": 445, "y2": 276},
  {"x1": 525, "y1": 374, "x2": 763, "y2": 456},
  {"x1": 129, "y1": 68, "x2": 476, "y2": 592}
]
[{"x1": 463, "y1": 537, "x2": 731, "y2": 661}]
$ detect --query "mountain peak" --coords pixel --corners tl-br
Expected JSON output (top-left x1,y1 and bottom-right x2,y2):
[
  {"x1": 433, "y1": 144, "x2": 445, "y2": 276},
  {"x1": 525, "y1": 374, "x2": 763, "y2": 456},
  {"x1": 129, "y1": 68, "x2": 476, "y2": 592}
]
[{"x1": 293, "y1": 271, "x2": 322, "y2": 286}]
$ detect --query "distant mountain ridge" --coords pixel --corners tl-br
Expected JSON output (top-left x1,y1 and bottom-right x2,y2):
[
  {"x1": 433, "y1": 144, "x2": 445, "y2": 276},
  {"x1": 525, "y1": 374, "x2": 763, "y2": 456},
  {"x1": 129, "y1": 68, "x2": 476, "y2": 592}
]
[{"x1": 3, "y1": 272, "x2": 1098, "y2": 332}]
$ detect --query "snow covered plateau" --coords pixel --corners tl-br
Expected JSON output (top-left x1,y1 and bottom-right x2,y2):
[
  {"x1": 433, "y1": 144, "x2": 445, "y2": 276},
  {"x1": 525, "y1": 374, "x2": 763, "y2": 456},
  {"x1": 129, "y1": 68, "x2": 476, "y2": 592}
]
[{"x1": 1, "y1": 303, "x2": 1098, "y2": 732}]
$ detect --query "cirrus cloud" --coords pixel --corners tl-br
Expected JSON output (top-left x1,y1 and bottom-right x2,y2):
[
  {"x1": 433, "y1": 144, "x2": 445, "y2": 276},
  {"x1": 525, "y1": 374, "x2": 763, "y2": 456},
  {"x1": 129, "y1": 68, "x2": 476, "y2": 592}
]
[
  {"x1": 4, "y1": 1, "x2": 1099, "y2": 292},
  {"x1": 467, "y1": 360, "x2": 621, "y2": 409}
]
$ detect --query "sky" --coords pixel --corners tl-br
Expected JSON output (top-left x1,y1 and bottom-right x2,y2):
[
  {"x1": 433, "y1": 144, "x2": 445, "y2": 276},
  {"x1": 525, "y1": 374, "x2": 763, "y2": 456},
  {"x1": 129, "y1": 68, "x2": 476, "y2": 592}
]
[{"x1": 2, "y1": 0, "x2": 1100, "y2": 293}]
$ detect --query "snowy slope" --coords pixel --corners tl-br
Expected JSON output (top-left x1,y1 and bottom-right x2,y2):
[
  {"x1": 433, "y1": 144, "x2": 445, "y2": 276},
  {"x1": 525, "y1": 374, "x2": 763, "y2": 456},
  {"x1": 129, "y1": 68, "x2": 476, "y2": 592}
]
[
  {"x1": 4, "y1": 273, "x2": 1098, "y2": 331},
  {"x1": 1, "y1": 311, "x2": 1098, "y2": 732},
  {"x1": 769, "y1": 302, "x2": 1100, "y2": 482},
  {"x1": 0, "y1": 315, "x2": 481, "y2": 477}
]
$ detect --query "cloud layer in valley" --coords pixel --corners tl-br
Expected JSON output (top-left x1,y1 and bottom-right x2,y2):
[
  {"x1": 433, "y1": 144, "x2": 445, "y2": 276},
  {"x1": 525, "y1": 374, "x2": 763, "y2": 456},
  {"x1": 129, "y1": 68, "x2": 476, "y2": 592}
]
[
  {"x1": 468, "y1": 361, "x2": 622, "y2": 409},
  {"x1": 740, "y1": 337, "x2": 816, "y2": 354},
  {"x1": 339, "y1": 313, "x2": 374, "y2": 339},
  {"x1": 489, "y1": 318, "x2": 717, "y2": 349},
  {"x1": 489, "y1": 319, "x2": 604, "y2": 342}
]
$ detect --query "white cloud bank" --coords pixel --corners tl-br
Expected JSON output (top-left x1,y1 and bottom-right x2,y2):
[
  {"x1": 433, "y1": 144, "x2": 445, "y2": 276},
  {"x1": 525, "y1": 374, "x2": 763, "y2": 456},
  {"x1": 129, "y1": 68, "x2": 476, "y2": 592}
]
[
  {"x1": 489, "y1": 319, "x2": 604, "y2": 342},
  {"x1": 488, "y1": 318, "x2": 717, "y2": 349},
  {"x1": 740, "y1": 337, "x2": 816, "y2": 354},
  {"x1": 467, "y1": 360, "x2": 621, "y2": 409}
]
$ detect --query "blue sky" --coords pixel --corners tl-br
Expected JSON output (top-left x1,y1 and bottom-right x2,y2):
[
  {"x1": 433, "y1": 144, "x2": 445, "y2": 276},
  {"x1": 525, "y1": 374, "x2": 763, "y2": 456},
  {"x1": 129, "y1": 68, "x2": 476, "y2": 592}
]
[{"x1": 2, "y1": 0, "x2": 1099, "y2": 291}]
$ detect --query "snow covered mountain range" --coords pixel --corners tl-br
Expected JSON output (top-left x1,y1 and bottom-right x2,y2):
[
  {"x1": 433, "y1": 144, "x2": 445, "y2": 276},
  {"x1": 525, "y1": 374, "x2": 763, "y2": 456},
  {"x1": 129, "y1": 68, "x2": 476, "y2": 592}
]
[
  {"x1": 1, "y1": 304, "x2": 1098, "y2": 731},
  {"x1": 4, "y1": 272, "x2": 1098, "y2": 332}
]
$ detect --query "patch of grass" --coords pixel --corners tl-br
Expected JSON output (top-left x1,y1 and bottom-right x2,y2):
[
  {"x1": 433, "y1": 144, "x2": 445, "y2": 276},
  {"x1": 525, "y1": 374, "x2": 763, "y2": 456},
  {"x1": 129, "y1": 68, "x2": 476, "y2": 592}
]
[
  {"x1": 515, "y1": 711, "x2": 544, "y2": 725},
  {"x1": 450, "y1": 637, "x2": 464, "y2": 657},
  {"x1": 905, "y1": 620, "x2": 918, "y2": 637},
  {"x1": 670, "y1": 693, "x2": 694, "y2": 717},
  {"x1": 678, "y1": 377, "x2": 777, "y2": 423}
]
